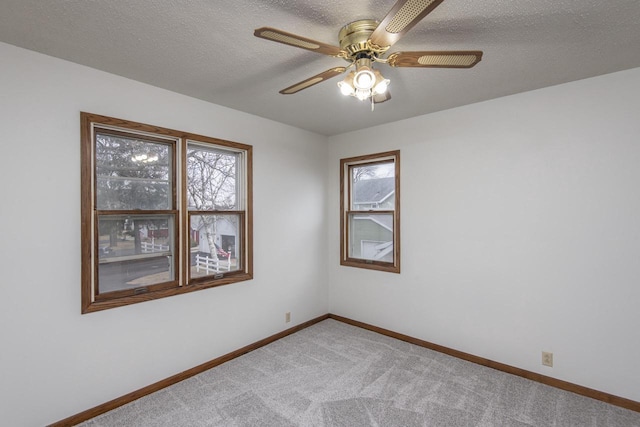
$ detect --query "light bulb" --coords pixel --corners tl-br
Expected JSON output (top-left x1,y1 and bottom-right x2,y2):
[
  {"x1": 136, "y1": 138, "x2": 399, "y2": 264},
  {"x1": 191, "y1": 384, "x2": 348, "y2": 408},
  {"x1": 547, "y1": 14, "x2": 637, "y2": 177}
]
[
  {"x1": 355, "y1": 88, "x2": 370, "y2": 101},
  {"x1": 338, "y1": 81, "x2": 354, "y2": 96},
  {"x1": 374, "y1": 78, "x2": 389, "y2": 94},
  {"x1": 337, "y1": 71, "x2": 355, "y2": 96},
  {"x1": 353, "y1": 69, "x2": 375, "y2": 90},
  {"x1": 372, "y1": 69, "x2": 389, "y2": 95}
]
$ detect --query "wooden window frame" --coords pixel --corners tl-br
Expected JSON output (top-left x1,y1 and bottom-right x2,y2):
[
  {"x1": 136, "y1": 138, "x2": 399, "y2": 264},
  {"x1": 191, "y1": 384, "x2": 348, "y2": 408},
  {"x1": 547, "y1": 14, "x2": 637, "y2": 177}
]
[
  {"x1": 340, "y1": 150, "x2": 400, "y2": 273},
  {"x1": 81, "y1": 112, "x2": 253, "y2": 313}
]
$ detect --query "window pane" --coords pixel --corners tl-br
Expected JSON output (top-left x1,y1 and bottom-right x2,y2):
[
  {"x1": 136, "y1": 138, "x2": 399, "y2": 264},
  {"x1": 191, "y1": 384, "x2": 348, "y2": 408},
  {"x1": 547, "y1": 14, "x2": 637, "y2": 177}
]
[
  {"x1": 187, "y1": 143, "x2": 238, "y2": 211},
  {"x1": 97, "y1": 214, "x2": 175, "y2": 294},
  {"x1": 190, "y1": 214, "x2": 242, "y2": 279},
  {"x1": 348, "y1": 213, "x2": 394, "y2": 262},
  {"x1": 351, "y1": 162, "x2": 395, "y2": 210},
  {"x1": 95, "y1": 132, "x2": 172, "y2": 210}
]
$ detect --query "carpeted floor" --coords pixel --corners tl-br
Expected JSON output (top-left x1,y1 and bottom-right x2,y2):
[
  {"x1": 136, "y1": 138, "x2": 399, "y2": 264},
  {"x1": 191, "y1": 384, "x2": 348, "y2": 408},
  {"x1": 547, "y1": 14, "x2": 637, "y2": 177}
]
[{"x1": 79, "y1": 319, "x2": 640, "y2": 426}]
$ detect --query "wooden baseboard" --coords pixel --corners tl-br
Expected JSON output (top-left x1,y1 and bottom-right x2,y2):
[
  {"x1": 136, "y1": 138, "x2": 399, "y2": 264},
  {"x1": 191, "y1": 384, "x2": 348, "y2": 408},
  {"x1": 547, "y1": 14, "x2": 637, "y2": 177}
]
[
  {"x1": 49, "y1": 314, "x2": 329, "y2": 427},
  {"x1": 328, "y1": 313, "x2": 640, "y2": 413}
]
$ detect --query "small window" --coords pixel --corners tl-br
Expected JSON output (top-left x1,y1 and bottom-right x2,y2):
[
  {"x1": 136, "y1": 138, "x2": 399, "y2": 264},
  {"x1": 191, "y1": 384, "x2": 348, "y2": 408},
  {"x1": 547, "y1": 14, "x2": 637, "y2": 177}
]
[
  {"x1": 340, "y1": 150, "x2": 400, "y2": 273},
  {"x1": 81, "y1": 113, "x2": 252, "y2": 313}
]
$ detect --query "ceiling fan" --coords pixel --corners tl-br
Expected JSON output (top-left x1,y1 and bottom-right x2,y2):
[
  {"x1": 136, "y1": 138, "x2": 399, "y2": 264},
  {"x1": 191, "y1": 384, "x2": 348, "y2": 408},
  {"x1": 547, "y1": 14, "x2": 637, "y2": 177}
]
[{"x1": 254, "y1": 0, "x2": 483, "y2": 108}]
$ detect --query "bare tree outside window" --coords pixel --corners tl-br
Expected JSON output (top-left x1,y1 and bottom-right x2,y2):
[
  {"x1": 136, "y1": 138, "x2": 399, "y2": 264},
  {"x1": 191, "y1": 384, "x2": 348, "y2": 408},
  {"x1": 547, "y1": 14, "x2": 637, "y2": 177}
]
[
  {"x1": 186, "y1": 143, "x2": 244, "y2": 280},
  {"x1": 187, "y1": 145, "x2": 240, "y2": 264},
  {"x1": 186, "y1": 145, "x2": 237, "y2": 211}
]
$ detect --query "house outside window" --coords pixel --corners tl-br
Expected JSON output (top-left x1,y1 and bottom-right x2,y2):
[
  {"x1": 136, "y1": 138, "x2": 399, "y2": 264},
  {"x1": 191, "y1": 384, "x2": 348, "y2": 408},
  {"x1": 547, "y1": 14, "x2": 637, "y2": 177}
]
[
  {"x1": 81, "y1": 113, "x2": 252, "y2": 313},
  {"x1": 340, "y1": 150, "x2": 400, "y2": 273}
]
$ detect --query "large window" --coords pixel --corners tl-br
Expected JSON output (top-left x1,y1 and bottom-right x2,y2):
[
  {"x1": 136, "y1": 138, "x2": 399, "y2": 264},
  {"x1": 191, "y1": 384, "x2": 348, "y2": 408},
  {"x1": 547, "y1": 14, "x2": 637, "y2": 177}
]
[
  {"x1": 340, "y1": 150, "x2": 400, "y2": 273},
  {"x1": 81, "y1": 113, "x2": 252, "y2": 313}
]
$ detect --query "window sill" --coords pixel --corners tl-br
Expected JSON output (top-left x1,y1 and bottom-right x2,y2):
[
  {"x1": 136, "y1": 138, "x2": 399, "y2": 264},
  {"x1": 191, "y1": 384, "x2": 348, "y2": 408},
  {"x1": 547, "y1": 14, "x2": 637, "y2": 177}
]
[{"x1": 82, "y1": 273, "x2": 253, "y2": 314}]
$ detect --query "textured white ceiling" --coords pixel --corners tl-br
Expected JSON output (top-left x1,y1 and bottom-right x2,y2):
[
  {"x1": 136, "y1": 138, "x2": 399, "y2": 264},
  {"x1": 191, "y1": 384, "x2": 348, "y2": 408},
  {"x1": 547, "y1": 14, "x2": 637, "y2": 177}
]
[{"x1": 2, "y1": 0, "x2": 639, "y2": 136}]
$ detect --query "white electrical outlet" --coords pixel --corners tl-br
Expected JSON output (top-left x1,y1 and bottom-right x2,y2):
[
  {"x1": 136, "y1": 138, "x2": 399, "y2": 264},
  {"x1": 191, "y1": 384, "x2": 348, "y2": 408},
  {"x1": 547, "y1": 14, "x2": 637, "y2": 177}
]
[
  {"x1": 285, "y1": 312, "x2": 291, "y2": 323},
  {"x1": 542, "y1": 351, "x2": 553, "y2": 367}
]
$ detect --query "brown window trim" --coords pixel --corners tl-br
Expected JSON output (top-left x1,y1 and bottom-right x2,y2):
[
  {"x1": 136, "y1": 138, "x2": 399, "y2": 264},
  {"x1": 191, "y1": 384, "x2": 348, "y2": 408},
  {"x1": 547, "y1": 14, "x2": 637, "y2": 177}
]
[
  {"x1": 340, "y1": 150, "x2": 400, "y2": 273},
  {"x1": 81, "y1": 112, "x2": 253, "y2": 313}
]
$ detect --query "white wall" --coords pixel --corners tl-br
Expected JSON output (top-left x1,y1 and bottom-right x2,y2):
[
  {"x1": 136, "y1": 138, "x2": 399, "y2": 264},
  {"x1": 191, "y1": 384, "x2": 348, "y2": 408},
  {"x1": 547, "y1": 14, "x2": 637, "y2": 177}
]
[
  {"x1": 2, "y1": 39, "x2": 639, "y2": 425},
  {"x1": 327, "y1": 67, "x2": 640, "y2": 402},
  {"x1": 0, "y1": 42, "x2": 328, "y2": 426}
]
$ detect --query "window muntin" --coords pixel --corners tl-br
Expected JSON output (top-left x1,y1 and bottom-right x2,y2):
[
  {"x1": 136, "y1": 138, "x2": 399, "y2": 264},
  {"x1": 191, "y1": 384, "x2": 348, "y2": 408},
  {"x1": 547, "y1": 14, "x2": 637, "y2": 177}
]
[
  {"x1": 340, "y1": 151, "x2": 400, "y2": 273},
  {"x1": 81, "y1": 113, "x2": 253, "y2": 313}
]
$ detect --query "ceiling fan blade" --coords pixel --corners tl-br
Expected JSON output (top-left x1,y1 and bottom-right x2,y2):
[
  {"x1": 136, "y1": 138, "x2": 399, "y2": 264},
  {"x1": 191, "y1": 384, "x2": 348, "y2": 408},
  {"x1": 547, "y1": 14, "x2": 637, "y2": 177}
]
[
  {"x1": 373, "y1": 91, "x2": 392, "y2": 104},
  {"x1": 387, "y1": 50, "x2": 483, "y2": 68},
  {"x1": 279, "y1": 67, "x2": 347, "y2": 94},
  {"x1": 369, "y1": 0, "x2": 447, "y2": 49},
  {"x1": 254, "y1": 27, "x2": 345, "y2": 57}
]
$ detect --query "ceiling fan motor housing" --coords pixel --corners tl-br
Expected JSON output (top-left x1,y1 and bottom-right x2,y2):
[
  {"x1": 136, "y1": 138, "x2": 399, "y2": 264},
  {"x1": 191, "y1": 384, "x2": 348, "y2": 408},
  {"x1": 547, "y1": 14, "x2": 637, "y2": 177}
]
[{"x1": 338, "y1": 19, "x2": 388, "y2": 59}]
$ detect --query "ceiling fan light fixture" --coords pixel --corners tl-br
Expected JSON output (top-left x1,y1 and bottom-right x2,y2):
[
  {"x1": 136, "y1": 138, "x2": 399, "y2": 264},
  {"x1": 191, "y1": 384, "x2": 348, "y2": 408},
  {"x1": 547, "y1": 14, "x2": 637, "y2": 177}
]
[
  {"x1": 352, "y1": 56, "x2": 377, "y2": 90},
  {"x1": 372, "y1": 69, "x2": 390, "y2": 94},
  {"x1": 353, "y1": 67, "x2": 376, "y2": 90},
  {"x1": 355, "y1": 88, "x2": 371, "y2": 101},
  {"x1": 337, "y1": 64, "x2": 389, "y2": 102},
  {"x1": 338, "y1": 71, "x2": 356, "y2": 96},
  {"x1": 374, "y1": 78, "x2": 389, "y2": 94}
]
